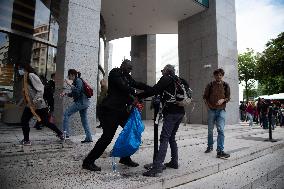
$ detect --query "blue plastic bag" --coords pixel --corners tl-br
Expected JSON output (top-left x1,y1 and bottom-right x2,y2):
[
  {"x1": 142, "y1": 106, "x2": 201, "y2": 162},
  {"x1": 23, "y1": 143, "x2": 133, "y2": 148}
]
[{"x1": 112, "y1": 108, "x2": 144, "y2": 157}]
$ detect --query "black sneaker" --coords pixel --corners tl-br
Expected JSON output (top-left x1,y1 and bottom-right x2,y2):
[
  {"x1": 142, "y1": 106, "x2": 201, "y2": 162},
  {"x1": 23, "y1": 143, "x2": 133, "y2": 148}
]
[
  {"x1": 143, "y1": 168, "x2": 162, "y2": 177},
  {"x1": 204, "y1": 147, "x2": 213, "y2": 153},
  {"x1": 21, "y1": 140, "x2": 31, "y2": 146},
  {"x1": 81, "y1": 140, "x2": 93, "y2": 143},
  {"x1": 164, "y1": 161, "x2": 178, "y2": 169},
  {"x1": 82, "y1": 163, "x2": 101, "y2": 172},
  {"x1": 217, "y1": 151, "x2": 230, "y2": 159},
  {"x1": 57, "y1": 134, "x2": 65, "y2": 141},
  {"x1": 119, "y1": 158, "x2": 139, "y2": 167},
  {"x1": 144, "y1": 163, "x2": 166, "y2": 170}
]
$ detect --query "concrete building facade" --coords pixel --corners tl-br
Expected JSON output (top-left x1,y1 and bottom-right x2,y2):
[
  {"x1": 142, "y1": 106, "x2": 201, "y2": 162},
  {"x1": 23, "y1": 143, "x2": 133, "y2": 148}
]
[{"x1": 0, "y1": 0, "x2": 238, "y2": 135}]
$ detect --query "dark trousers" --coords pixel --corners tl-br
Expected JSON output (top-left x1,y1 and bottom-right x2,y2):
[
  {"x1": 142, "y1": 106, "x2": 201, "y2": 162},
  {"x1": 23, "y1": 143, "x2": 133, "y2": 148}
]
[
  {"x1": 21, "y1": 107, "x2": 62, "y2": 141},
  {"x1": 83, "y1": 110, "x2": 130, "y2": 165},
  {"x1": 153, "y1": 113, "x2": 184, "y2": 170},
  {"x1": 46, "y1": 97, "x2": 54, "y2": 112},
  {"x1": 262, "y1": 114, "x2": 268, "y2": 129}
]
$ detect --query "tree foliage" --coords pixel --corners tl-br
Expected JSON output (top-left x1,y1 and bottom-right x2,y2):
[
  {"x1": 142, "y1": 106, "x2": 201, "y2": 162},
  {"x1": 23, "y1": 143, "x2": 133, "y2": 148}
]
[
  {"x1": 257, "y1": 32, "x2": 284, "y2": 94},
  {"x1": 238, "y1": 48, "x2": 257, "y2": 102}
]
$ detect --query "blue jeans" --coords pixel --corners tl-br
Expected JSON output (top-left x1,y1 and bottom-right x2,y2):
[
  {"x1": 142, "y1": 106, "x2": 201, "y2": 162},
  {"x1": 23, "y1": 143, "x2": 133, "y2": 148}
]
[
  {"x1": 246, "y1": 113, "x2": 253, "y2": 127},
  {"x1": 153, "y1": 113, "x2": 184, "y2": 170},
  {"x1": 63, "y1": 101, "x2": 92, "y2": 141},
  {"x1": 207, "y1": 109, "x2": 226, "y2": 152}
]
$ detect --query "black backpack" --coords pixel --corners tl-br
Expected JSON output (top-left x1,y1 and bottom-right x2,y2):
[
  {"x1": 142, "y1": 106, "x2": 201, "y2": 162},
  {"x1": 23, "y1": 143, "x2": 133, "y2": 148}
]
[{"x1": 164, "y1": 76, "x2": 192, "y2": 107}]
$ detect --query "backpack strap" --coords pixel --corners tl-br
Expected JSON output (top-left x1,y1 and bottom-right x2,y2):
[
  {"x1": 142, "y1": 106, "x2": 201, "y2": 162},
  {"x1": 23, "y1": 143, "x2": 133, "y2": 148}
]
[
  {"x1": 161, "y1": 75, "x2": 177, "y2": 104},
  {"x1": 208, "y1": 81, "x2": 213, "y2": 97},
  {"x1": 209, "y1": 81, "x2": 227, "y2": 97},
  {"x1": 223, "y1": 81, "x2": 228, "y2": 97}
]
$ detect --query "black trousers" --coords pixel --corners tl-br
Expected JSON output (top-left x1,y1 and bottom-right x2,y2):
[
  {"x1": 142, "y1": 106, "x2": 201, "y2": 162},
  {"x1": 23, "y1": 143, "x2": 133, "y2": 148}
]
[
  {"x1": 21, "y1": 107, "x2": 62, "y2": 141},
  {"x1": 83, "y1": 109, "x2": 131, "y2": 164},
  {"x1": 46, "y1": 97, "x2": 54, "y2": 112}
]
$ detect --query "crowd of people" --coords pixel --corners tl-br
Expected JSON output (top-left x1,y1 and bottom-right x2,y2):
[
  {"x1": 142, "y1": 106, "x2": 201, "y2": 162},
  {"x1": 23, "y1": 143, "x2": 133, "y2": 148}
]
[
  {"x1": 240, "y1": 98, "x2": 284, "y2": 129},
  {"x1": 18, "y1": 59, "x2": 233, "y2": 177}
]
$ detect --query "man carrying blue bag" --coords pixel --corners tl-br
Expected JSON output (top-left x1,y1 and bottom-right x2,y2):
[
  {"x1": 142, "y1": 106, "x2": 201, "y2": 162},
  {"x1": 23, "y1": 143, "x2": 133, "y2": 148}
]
[{"x1": 82, "y1": 59, "x2": 150, "y2": 172}]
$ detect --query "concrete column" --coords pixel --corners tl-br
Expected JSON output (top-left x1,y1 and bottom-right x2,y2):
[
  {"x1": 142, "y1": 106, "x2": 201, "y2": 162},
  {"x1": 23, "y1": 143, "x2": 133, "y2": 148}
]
[
  {"x1": 178, "y1": 0, "x2": 239, "y2": 124},
  {"x1": 104, "y1": 42, "x2": 113, "y2": 79},
  {"x1": 55, "y1": 0, "x2": 101, "y2": 135},
  {"x1": 131, "y1": 35, "x2": 156, "y2": 120}
]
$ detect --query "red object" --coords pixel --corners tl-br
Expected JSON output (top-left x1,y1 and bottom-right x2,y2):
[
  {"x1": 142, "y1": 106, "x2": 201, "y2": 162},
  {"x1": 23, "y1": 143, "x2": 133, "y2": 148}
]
[
  {"x1": 48, "y1": 114, "x2": 55, "y2": 124},
  {"x1": 81, "y1": 79, "x2": 93, "y2": 98},
  {"x1": 246, "y1": 104, "x2": 254, "y2": 115},
  {"x1": 135, "y1": 102, "x2": 144, "y2": 112}
]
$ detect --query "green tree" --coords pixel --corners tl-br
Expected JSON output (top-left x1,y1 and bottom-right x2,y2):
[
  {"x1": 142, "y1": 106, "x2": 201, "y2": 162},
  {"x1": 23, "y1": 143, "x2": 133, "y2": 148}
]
[
  {"x1": 257, "y1": 32, "x2": 284, "y2": 94},
  {"x1": 238, "y1": 48, "x2": 257, "y2": 102}
]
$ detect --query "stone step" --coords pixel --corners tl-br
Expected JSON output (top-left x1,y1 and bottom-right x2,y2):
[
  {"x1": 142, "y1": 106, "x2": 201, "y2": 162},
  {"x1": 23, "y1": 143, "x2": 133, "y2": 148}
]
[
  {"x1": 172, "y1": 148, "x2": 284, "y2": 189},
  {"x1": 1, "y1": 127, "x2": 283, "y2": 189},
  {"x1": 136, "y1": 142, "x2": 284, "y2": 189},
  {"x1": 0, "y1": 125, "x2": 270, "y2": 158},
  {"x1": 255, "y1": 170, "x2": 284, "y2": 189}
]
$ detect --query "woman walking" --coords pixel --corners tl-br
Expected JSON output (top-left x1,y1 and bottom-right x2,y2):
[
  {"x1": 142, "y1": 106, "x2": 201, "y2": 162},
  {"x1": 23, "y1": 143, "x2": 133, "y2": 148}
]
[
  {"x1": 20, "y1": 64, "x2": 63, "y2": 145},
  {"x1": 60, "y1": 69, "x2": 93, "y2": 143}
]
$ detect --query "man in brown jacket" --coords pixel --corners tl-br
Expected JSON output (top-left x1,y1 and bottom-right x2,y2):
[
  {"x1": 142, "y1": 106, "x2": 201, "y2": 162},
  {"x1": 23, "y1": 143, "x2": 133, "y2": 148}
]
[{"x1": 203, "y1": 68, "x2": 230, "y2": 158}]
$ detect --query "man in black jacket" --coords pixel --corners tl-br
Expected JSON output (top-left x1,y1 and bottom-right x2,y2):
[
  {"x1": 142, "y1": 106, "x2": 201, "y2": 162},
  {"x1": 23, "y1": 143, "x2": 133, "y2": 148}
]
[
  {"x1": 138, "y1": 64, "x2": 187, "y2": 177},
  {"x1": 82, "y1": 59, "x2": 150, "y2": 172}
]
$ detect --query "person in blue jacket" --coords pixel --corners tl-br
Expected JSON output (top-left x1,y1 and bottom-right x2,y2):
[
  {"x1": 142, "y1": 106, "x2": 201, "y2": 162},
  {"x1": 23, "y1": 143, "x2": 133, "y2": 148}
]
[{"x1": 60, "y1": 69, "x2": 93, "y2": 143}]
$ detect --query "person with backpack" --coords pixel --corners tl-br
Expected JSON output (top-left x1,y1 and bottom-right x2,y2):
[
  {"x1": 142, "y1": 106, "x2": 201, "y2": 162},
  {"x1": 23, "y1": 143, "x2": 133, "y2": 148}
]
[
  {"x1": 137, "y1": 64, "x2": 191, "y2": 177},
  {"x1": 203, "y1": 68, "x2": 231, "y2": 159},
  {"x1": 33, "y1": 74, "x2": 56, "y2": 130},
  {"x1": 82, "y1": 59, "x2": 150, "y2": 172},
  {"x1": 19, "y1": 64, "x2": 64, "y2": 145},
  {"x1": 60, "y1": 69, "x2": 93, "y2": 143}
]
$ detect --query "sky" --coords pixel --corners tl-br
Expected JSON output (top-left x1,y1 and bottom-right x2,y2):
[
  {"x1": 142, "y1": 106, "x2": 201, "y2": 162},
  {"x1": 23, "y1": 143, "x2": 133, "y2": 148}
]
[
  {"x1": 236, "y1": 0, "x2": 284, "y2": 53},
  {"x1": 110, "y1": 0, "x2": 284, "y2": 66},
  {"x1": 109, "y1": 0, "x2": 284, "y2": 101}
]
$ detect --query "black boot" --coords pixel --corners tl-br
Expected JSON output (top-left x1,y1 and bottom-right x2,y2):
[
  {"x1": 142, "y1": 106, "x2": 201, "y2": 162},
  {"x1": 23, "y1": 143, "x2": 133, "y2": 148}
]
[
  {"x1": 82, "y1": 162, "x2": 101, "y2": 172},
  {"x1": 119, "y1": 157, "x2": 139, "y2": 167},
  {"x1": 143, "y1": 168, "x2": 162, "y2": 177},
  {"x1": 204, "y1": 147, "x2": 213, "y2": 153},
  {"x1": 164, "y1": 161, "x2": 178, "y2": 169},
  {"x1": 216, "y1": 151, "x2": 230, "y2": 159}
]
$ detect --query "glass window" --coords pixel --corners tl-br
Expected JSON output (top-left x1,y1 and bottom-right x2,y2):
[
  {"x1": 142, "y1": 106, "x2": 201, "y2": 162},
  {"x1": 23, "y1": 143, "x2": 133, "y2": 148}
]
[
  {"x1": 0, "y1": 0, "x2": 59, "y2": 44},
  {"x1": 0, "y1": 32, "x2": 12, "y2": 90},
  {"x1": 0, "y1": 32, "x2": 14, "y2": 121},
  {"x1": 0, "y1": 0, "x2": 59, "y2": 123},
  {"x1": 0, "y1": 0, "x2": 36, "y2": 34},
  {"x1": 49, "y1": 14, "x2": 58, "y2": 44},
  {"x1": 0, "y1": 0, "x2": 14, "y2": 29},
  {"x1": 0, "y1": 31, "x2": 56, "y2": 106},
  {"x1": 46, "y1": 46, "x2": 56, "y2": 80}
]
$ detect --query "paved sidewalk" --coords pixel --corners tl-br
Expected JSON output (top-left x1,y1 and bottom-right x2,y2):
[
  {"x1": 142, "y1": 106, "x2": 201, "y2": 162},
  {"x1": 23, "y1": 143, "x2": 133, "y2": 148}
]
[{"x1": 0, "y1": 121, "x2": 284, "y2": 189}]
